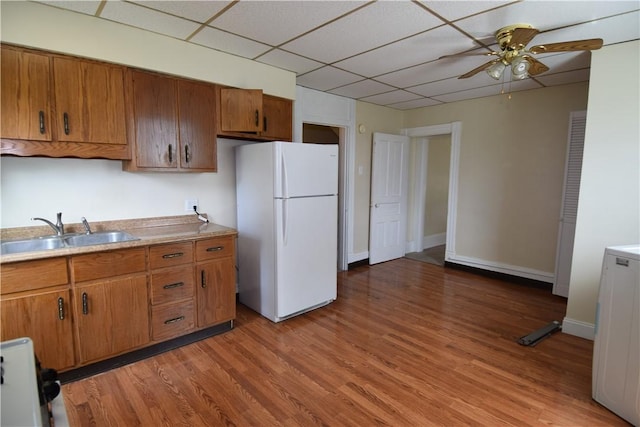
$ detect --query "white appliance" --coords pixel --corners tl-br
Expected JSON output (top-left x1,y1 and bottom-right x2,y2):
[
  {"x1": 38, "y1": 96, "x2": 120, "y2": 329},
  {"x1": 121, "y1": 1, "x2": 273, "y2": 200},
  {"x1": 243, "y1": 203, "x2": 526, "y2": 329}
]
[
  {"x1": 236, "y1": 141, "x2": 338, "y2": 322},
  {"x1": 593, "y1": 245, "x2": 640, "y2": 426}
]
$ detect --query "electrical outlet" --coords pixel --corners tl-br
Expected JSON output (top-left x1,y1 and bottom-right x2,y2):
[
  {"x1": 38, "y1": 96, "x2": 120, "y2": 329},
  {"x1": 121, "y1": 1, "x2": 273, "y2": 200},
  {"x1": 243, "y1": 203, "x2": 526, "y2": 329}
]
[{"x1": 184, "y1": 199, "x2": 198, "y2": 212}]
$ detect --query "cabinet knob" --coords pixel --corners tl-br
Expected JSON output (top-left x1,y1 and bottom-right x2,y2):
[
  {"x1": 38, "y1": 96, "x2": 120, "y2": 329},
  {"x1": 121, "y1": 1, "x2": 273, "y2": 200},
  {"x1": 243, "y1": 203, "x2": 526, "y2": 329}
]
[
  {"x1": 164, "y1": 316, "x2": 185, "y2": 325},
  {"x1": 39, "y1": 111, "x2": 46, "y2": 134},
  {"x1": 57, "y1": 297, "x2": 65, "y2": 320},
  {"x1": 82, "y1": 292, "x2": 89, "y2": 315},
  {"x1": 63, "y1": 112, "x2": 70, "y2": 135}
]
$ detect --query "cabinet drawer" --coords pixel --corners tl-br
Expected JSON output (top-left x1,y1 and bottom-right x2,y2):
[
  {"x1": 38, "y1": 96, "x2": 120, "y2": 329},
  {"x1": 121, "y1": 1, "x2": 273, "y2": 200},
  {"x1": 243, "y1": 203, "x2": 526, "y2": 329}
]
[
  {"x1": 195, "y1": 236, "x2": 234, "y2": 261},
  {"x1": 1, "y1": 258, "x2": 68, "y2": 294},
  {"x1": 72, "y1": 248, "x2": 146, "y2": 282},
  {"x1": 149, "y1": 242, "x2": 193, "y2": 270},
  {"x1": 150, "y1": 266, "x2": 194, "y2": 306},
  {"x1": 151, "y1": 300, "x2": 195, "y2": 341}
]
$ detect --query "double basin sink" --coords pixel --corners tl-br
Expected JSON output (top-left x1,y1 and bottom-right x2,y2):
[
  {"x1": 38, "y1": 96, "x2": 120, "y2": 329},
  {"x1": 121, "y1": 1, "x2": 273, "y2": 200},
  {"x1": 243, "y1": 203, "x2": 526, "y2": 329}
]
[{"x1": 1, "y1": 231, "x2": 139, "y2": 255}]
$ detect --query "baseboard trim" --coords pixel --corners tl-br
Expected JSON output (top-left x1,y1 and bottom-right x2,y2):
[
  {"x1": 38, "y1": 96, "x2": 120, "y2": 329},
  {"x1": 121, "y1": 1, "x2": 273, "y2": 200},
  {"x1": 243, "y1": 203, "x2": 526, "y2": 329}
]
[
  {"x1": 423, "y1": 233, "x2": 446, "y2": 249},
  {"x1": 445, "y1": 261, "x2": 552, "y2": 289},
  {"x1": 562, "y1": 317, "x2": 595, "y2": 340},
  {"x1": 446, "y1": 254, "x2": 554, "y2": 284},
  {"x1": 59, "y1": 321, "x2": 234, "y2": 383},
  {"x1": 348, "y1": 251, "x2": 368, "y2": 264}
]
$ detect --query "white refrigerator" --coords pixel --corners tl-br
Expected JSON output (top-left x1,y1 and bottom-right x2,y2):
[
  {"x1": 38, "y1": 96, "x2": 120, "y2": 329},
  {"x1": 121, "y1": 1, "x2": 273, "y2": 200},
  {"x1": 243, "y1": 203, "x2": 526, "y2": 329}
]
[{"x1": 235, "y1": 141, "x2": 338, "y2": 322}]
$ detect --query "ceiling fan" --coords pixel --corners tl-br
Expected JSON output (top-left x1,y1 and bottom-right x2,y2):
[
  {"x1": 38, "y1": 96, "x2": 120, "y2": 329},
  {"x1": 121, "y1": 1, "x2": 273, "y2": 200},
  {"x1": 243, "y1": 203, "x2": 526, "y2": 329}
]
[{"x1": 441, "y1": 24, "x2": 603, "y2": 81}]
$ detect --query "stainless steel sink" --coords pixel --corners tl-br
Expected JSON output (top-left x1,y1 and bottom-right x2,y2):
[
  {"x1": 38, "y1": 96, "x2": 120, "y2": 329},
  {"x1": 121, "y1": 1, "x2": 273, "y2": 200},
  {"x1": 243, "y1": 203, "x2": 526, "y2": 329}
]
[
  {"x1": 63, "y1": 231, "x2": 139, "y2": 247},
  {"x1": 1, "y1": 236, "x2": 65, "y2": 255},
  {"x1": 1, "y1": 231, "x2": 139, "y2": 255}
]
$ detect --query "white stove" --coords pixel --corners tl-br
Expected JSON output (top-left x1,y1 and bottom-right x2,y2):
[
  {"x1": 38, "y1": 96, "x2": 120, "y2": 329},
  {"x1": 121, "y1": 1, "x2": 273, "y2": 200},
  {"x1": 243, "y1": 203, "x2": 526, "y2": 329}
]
[{"x1": 1, "y1": 337, "x2": 69, "y2": 427}]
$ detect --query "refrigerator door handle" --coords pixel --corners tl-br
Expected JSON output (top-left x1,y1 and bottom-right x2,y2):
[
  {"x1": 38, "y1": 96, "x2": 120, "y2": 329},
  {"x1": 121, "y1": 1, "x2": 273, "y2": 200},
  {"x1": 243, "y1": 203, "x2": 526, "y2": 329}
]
[
  {"x1": 282, "y1": 199, "x2": 288, "y2": 245},
  {"x1": 281, "y1": 150, "x2": 289, "y2": 198}
]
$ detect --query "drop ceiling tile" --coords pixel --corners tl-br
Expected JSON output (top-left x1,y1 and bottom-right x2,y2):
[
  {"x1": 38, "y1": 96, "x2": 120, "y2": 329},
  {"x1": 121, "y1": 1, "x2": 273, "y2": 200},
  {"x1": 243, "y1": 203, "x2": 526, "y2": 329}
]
[
  {"x1": 533, "y1": 51, "x2": 592, "y2": 75},
  {"x1": 328, "y1": 79, "x2": 396, "y2": 99},
  {"x1": 296, "y1": 66, "x2": 362, "y2": 91},
  {"x1": 419, "y1": 1, "x2": 517, "y2": 22},
  {"x1": 335, "y1": 25, "x2": 480, "y2": 77},
  {"x1": 430, "y1": 78, "x2": 540, "y2": 103},
  {"x1": 37, "y1": 0, "x2": 101, "y2": 15},
  {"x1": 257, "y1": 49, "x2": 323, "y2": 75},
  {"x1": 210, "y1": 1, "x2": 367, "y2": 46},
  {"x1": 100, "y1": 0, "x2": 200, "y2": 40},
  {"x1": 536, "y1": 69, "x2": 591, "y2": 87},
  {"x1": 191, "y1": 26, "x2": 272, "y2": 59},
  {"x1": 455, "y1": 1, "x2": 640, "y2": 41},
  {"x1": 360, "y1": 90, "x2": 422, "y2": 105},
  {"x1": 375, "y1": 51, "x2": 492, "y2": 87},
  {"x1": 282, "y1": 1, "x2": 444, "y2": 64},
  {"x1": 532, "y1": 11, "x2": 640, "y2": 48},
  {"x1": 408, "y1": 76, "x2": 494, "y2": 97},
  {"x1": 389, "y1": 97, "x2": 442, "y2": 110},
  {"x1": 130, "y1": 1, "x2": 233, "y2": 23}
]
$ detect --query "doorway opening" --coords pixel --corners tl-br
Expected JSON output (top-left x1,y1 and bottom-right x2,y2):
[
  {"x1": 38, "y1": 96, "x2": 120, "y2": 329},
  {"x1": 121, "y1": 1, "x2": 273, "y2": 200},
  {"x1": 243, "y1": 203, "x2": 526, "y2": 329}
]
[
  {"x1": 302, "y1": 123, "x2": 345, "y2": 272},
  {"x1": 404, "y1": 134, "x2": 451, "y2": 267}
]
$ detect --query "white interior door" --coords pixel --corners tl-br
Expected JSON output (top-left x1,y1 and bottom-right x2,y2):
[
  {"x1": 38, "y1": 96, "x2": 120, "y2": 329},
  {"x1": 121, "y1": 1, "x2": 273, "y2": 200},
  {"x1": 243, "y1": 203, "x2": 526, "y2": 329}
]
[
  {"x1": 553, "y1": 111, "x2": 587, "y2": 297},
  {"x1": 369, "y1": 132, "x2": 409, "y2": 264}
]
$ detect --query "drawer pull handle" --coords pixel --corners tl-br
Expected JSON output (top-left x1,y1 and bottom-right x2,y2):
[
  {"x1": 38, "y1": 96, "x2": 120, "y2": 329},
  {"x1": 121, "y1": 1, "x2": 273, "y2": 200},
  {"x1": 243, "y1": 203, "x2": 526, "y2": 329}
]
[
  {"x1": 201, "y1": 270, "x2": 206, "y2": 288},
  {"x1": 206, "y1": 246, "x2": 224, "y2": 252},
  {"x1": 162, "y1": 252, "x2": 184, "y2": 259},
  {"x1": 255, "y1": 109, "x2": 259, "y2": 127},
  {"x1": 164, "y1": 316, "x2": 185, "y2": 325},
  {"x1": 82, "y1": 292, "x2": 88, "y2": 315},
  {"x1": 63, "y1": 112, "x2": 70, "y2": 135},
  {"x1": 57, "y1": 297, "x2": 65, "y2": 320},
  {"x1": 39, "y1": 111, "x2": 45, "y2": 134},
  {"x1": 163, "y1": 282, "x2": 185, "y2": 290},
  {"x1": 168, "y1": 144, "x2": 173, "y2": 164},
  {"x1": 185, "y1": 145, "x2": 190, "y2": 163}
]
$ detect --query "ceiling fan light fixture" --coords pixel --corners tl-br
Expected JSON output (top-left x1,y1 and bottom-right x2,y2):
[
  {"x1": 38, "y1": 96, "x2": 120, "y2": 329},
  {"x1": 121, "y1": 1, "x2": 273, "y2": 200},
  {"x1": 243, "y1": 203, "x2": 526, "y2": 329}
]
[
  {"x1": 486, "y1": 61, "x2": 506, "y2": 80},
  {"x1": 511, "y1": 55, "x2": 530, "y2": 80}
]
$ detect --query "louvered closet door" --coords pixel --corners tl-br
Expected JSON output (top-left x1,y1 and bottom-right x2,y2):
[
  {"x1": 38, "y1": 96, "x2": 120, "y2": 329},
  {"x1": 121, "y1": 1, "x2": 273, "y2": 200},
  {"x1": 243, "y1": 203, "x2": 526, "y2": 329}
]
[{"x1": 553, "y1": 111, "x2": 587, "y2": 297}]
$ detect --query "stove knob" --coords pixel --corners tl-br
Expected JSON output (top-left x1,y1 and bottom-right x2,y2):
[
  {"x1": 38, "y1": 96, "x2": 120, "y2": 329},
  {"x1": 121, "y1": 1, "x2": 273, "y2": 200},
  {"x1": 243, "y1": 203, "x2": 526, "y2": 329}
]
[{"x1": 43, "y1": 380, "x2": 60, "y2": 402}]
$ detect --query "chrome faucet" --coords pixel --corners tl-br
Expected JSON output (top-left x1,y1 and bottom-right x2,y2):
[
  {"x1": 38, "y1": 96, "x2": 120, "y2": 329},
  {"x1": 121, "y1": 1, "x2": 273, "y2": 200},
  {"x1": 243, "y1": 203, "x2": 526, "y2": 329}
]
[
  {"x1": 32, "y1": 212, "x2": 65, "y2": 236},
  {"x1": 81, "y1": 217, "x2": 93, "y2": 234}
]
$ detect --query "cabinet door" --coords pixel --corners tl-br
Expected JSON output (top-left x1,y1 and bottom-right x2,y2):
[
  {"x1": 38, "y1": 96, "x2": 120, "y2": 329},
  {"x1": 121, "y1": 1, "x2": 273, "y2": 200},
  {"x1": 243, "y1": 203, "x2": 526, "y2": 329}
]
[
  {"x1": 261, "y1": 95, "x2": 293, "y2": 141},
  {"x1": 220, "y1": 88, "x2": 262, "y2": 133},
  {"x1": 196, "y1": 258, "x2": 236, "y2": 327},
  {"x1": 74, "y1": 275, "x2": 149, "y2": 363},
  {"x1": 129, "y1": 70, "x2": 178, "y2": 168},
  {"x1": 1, "y1": 289, "x2": 75, "y2": 371},
  {"x1": 1, "y1": 47, "x2": 52, "y2": 141},
  {"x1": 53, "y1": 57, "x2": 127, "y2": 145},
  {"x1": 178, "y1": 79, "x2": 217, "y2": 170}
]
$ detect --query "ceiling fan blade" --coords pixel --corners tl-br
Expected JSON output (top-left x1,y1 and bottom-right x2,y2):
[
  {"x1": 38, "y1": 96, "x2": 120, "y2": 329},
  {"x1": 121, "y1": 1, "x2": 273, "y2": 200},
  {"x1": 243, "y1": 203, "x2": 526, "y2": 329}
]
[
  {"x1": 459, "y1": 59, "x2": 501, "y2": 79},
  {"x1": 509, "y1": 27, "x2": 539, "y2": 48},
  {"x1": 529, "y1": 38, "x2": 603, "y2": 54},
  {"x1": 439, "y1": 51, "x2": 499, "y2": 60},
  {"x1": 524, "y1": 56, "x2": 549, "y2": 76}
]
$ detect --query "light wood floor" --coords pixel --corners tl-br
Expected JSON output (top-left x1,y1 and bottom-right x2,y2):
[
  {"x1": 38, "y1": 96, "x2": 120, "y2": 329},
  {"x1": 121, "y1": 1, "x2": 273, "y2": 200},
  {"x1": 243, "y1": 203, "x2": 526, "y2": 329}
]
[{"x1": 62, "y1": 259, "x2": 628, "y2": 426}]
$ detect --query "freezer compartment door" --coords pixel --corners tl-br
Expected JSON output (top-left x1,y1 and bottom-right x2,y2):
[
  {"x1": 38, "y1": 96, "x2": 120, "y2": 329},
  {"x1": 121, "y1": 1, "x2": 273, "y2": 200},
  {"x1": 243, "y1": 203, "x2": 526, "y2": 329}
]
[
  {"x1": 274, "y1": 142, "x2": 338, "y2": 198},
  {"x1": 275, "y1": 196, "x2": 337, "y2": 319}
]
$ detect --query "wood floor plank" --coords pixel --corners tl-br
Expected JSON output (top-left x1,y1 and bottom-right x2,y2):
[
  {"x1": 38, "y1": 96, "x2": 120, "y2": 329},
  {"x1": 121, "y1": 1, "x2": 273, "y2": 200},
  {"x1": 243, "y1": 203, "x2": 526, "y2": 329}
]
[{"x1": 62, "y1": 259, "x2": 630, "y2": 426}]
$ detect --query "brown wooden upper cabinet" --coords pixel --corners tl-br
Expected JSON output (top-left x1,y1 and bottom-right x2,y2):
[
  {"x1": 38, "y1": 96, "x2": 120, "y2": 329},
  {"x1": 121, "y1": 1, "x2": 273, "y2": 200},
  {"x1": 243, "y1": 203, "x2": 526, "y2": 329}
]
[
  {"x1": 0, "y1": 44, "x2": 129, "y2": 159},
  {"x1": 124, "y1": 69, "x2": 217, "y2": 172},
  {"x1": 218, "y1": 87, "x2": 292, "y2": 142}
]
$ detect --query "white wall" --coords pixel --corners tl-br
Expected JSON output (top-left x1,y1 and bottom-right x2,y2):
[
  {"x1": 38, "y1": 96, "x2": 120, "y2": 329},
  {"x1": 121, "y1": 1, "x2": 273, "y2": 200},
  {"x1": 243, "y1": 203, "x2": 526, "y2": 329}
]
[
  {"x1": 1, "y1": 139, "x2": 247, "y2": 228},
  {"x1": 563, "y1": 41, "x2": 640, "y2": 339}
]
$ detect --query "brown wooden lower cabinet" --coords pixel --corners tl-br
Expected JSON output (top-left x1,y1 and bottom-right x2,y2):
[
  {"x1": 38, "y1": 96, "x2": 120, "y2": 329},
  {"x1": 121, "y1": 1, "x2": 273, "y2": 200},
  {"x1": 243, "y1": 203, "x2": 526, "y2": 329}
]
[
  {"x1": 1, "y1": 288, "x2": 75, "y2": 370},
  {"x1": 73, "y1": 275, "x2": 149, "y2": 364},
  {"x1": 0, "y1": 234, "x2": 236, "y2": 373},
  {"x1": 196, "y1": 236, "x2": 236, "y2": 327},
  {"x1": 0, "y1": 257, "x2": 75, "y2": 370}
]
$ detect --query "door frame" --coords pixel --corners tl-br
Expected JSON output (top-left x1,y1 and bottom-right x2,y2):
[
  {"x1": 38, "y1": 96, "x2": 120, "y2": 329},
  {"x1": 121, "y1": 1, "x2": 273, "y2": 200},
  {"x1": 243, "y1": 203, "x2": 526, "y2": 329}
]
[{"x1": 403, "y1": 122, "x2": 462, "y2": 262}]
